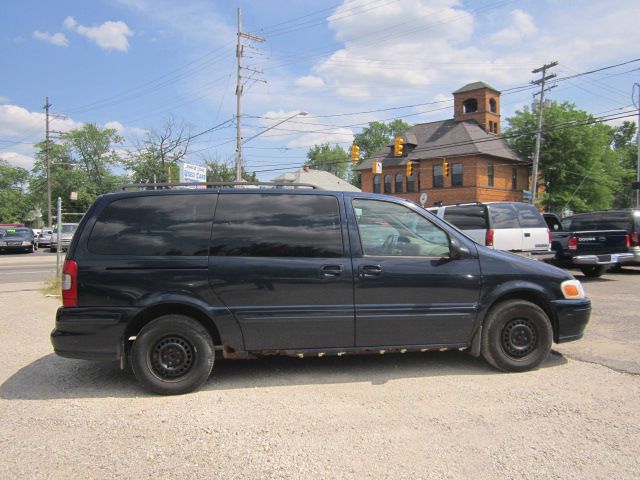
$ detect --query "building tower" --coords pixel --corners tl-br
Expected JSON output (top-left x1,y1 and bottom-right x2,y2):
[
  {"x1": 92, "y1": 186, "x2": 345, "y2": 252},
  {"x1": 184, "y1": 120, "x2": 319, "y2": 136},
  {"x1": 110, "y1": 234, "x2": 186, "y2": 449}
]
[{"x1": 452, "y1": 81, "x2": 501, "y2": 134}]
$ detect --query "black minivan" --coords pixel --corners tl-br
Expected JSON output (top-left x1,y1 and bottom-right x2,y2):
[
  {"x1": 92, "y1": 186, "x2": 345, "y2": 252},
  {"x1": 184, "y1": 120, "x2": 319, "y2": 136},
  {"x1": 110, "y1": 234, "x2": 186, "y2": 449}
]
[{"x1": 52, "y1": 187, "x2": 591, "y2": 394}]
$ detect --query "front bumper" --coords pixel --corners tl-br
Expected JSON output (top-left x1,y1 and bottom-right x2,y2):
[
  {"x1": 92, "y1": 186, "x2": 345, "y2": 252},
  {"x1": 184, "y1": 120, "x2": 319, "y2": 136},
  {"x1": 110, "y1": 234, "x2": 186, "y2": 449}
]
[
  {"x1": 551, "y1": 298, "x2": 591, "y2": 343},
  {"x1": 0, "y1": 243, "x2": 33, "y2": 251},
  {"x1": 572, "y1": 253, "x2": 634, "y2": 266},
  {"x1": 51, "y1": 307, "x2": 140, "y2": 361}
]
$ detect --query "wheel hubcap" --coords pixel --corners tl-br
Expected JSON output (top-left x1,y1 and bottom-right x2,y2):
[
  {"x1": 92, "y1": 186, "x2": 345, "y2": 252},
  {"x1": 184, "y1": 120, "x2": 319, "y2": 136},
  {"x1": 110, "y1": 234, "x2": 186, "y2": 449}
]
[
  {"x1": 151, "y1": 336, "x2": 194, "y2": 379},
  {"x1": 501, "y1": 318, "x2": 537, "y2": 358}
]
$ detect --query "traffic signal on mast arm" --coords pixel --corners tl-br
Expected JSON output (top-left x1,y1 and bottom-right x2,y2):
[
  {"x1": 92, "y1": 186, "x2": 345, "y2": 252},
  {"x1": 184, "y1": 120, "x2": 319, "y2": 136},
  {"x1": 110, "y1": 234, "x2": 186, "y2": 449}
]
[
  {"x1": 443, "y1": 160, "x2": 450, "y2": 176},
  {"x1": 394, "y1": 136, "x2": 404, "y2": 156},
  {"x1": 406, "y1": 161, "x2": 413, "y2": 177},
  {"x1": 351, "y1": 143, "x2": 360, "y2": 163}
]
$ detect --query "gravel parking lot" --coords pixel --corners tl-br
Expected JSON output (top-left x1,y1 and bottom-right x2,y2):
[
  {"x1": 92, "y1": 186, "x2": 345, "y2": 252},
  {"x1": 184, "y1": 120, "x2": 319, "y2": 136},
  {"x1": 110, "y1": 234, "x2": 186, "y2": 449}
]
[{"x1": 1, "y1": 266, "x2": 639, "y2": 479}]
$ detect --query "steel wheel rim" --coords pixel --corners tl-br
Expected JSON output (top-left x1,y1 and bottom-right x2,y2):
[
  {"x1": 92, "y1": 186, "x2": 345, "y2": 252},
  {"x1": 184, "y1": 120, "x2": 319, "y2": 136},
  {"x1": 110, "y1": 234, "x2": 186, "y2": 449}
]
[
  {"x1": 501, "y1": 318, "x2": 537, "y2": 358},
  {"x1": 150, "y1": 336, "x2": 195, "y2": 380}
]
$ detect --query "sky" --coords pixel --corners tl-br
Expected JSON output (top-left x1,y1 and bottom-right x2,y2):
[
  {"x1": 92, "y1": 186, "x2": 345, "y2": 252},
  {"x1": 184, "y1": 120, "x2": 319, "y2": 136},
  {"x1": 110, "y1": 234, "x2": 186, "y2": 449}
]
[{"x1": 1, "y1": 0, "x2": 639, "y2": 180}]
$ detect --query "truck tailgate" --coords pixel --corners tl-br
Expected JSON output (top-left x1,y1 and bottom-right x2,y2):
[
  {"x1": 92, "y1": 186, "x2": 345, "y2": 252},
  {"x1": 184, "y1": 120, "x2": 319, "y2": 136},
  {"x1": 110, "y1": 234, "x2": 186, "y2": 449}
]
[{"x1": 574, "y1": 230, "x2": 629, "y2": 255}]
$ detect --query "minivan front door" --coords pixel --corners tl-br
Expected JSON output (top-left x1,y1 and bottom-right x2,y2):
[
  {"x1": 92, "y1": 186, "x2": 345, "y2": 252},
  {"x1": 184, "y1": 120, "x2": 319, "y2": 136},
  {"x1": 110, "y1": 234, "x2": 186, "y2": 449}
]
[
  {"x1": 208, "y1": 193, "x2": 354, "y2": 351},
  {"x1": 349, "y1": 198, "x2": 481, "y2": 347}
]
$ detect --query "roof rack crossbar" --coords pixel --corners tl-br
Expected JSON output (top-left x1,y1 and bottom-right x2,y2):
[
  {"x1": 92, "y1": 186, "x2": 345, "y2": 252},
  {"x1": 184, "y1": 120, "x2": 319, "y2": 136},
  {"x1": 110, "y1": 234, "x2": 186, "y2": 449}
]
[{"x1": 119, "y1": 181, "x2": 320, "y2": 191}]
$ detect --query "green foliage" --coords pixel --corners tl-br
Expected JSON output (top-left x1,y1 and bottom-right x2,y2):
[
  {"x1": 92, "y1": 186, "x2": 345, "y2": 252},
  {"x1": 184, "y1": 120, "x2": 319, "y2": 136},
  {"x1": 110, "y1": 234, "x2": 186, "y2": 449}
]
[
  {"x1": 305, "y1": 143, "x2": 351, "y2": 180},
  {"x1": 505, "y1": 101, "x2": 631, "y2": 213},
  {"x1": 203, "y1": 157, "x2": 257, "y2": 183},
  {"x1": 611, "y1": 121, "x2": 638, "y2": 208},
  {"x1": 353, "y1": 119, "x2": 411, "y2": 158},
  {"x1": 0, "y1": 158, "x2": 32, "y2": 223}
]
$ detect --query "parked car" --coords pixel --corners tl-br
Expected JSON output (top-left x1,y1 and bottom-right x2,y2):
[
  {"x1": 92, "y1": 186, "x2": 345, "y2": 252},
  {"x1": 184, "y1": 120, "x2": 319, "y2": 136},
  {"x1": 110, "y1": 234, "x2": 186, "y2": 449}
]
[
  {"x1": 49, "y1": 223, "x2": 79, "y2": 252},
  {"x1": 558, "y1": 209, "x2": 640, "y2": 267},
  {"x1": 428, "y1": 202, "x2": 553, "y2": 259},
  {"x1": 0, "y1": 227, "x2": 37, "y2": 253},
  {"x1": 37, "y1": 228, "x2": 54, "y2": 248},
  {"x1": 544, "y1": 213, "x2": 633, "y2": 277},
  {"x1": 52, "y1": 188, "x2": 591, "y2": 395}
]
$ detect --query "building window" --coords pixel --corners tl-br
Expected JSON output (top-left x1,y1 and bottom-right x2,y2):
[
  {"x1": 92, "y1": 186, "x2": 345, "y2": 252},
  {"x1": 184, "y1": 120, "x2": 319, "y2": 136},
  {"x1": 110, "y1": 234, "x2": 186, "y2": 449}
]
[
  {"x1": 433, "y1": 165, "x2": 443, "y2": 188},
  {"x1": 512, "y1": 168, "x2": 517, "y2": 190},
  {"x1": 395, "y1": 173, "x2": 404, "y2": 193},
  {"x1": 373, "y1": 175, "x2": 381, "y2": 193},
  {"x1": 407, "y1": 174, "x2": 415, "y2": 193},
  {"x1": 463, "y1": 98, "x2": 478, "y2": 113},
  {"x1": 452, "y1": 164, "x2": 463, "y2": 187},
  {"x1": 384, "y1": 174, "x2": 392, "y2": 193},
  {"x1": 488, "y1": 165, "x2": 494, "y2": 187},
  {"x1": 492, "y1": 122, "x2": 498, "y2": 134},
  {"x1": 489, "y1": 98, "x2": 497, "y2": 113},
  {"x1": 488, "y1": 120, "x2": 493, "y2": 133}
]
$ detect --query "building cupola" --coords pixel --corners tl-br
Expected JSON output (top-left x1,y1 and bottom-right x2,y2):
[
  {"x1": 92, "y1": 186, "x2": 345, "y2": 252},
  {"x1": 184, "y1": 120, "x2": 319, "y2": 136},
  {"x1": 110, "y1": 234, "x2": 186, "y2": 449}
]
[{"x1": 453, "y1": 81, "x2": 501, "y2": 134}]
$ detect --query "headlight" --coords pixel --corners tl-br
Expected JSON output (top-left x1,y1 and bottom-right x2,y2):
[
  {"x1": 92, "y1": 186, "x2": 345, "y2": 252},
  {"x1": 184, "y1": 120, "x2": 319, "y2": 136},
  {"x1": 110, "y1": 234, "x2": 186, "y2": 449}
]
[
  {"x1": 22, "y1": 241, "x2": 31, "y2": 246},
  {"x1": 561, "y1": 279, "x2": 585, "y2": 299}
]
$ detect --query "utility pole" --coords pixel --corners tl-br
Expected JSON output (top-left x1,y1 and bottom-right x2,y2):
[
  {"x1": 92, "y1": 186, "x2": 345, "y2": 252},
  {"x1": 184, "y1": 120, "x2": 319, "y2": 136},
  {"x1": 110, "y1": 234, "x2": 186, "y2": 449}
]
[
  {"x1": 44, "y1": 97, "x2": 52, "y2": 227},
  {"x1": 235, "y1": 8, "x2": 265, "y2": 182},
  {"x1": 530, "y1": 61, "x2": 558, "y2": 205},
  {"x1": 634, "y1": 82, "x2": 640, "y2": 209}
]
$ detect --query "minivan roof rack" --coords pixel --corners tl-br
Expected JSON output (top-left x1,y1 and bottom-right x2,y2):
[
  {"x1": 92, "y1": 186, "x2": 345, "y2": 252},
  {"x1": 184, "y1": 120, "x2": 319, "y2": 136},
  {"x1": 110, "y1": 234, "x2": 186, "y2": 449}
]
[{"x1": 119, "y1": 181, "x2": 320, "y2": 192}]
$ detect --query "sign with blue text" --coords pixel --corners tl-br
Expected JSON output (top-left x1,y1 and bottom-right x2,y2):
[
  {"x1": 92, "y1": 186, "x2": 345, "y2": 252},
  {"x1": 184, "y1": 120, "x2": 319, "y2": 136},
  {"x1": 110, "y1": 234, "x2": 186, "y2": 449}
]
[{"x1": 179, "y1": 163, "x2": 207, "y2": 189}]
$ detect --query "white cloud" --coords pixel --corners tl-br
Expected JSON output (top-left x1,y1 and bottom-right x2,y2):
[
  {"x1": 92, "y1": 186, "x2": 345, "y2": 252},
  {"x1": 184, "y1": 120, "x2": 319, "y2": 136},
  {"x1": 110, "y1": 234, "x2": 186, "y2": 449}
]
[
  {"x1": 0, "y1": 104, "x2": 82, "y2": 139},
  {"x1": 64, "y1": 16, "x2": 133, "y2": 52},
  {"x1": 104, "y1": 120, "x2": 148, "y2": 138},
  {"x1": 0, "y1": 151, "x2": 36, "y2": 169},
  {"x1": 256, "y1": 110, "x2": 354, "y2": 148},
  {"x1": 294, "y1": 75, "x2": 326, "y2": 89},
  {"x1": 490, "y1": 9, "x2": 537, "y2": 44},
  {"x1": 32, "y1": 30, "x2": 69, "y2": 47}
]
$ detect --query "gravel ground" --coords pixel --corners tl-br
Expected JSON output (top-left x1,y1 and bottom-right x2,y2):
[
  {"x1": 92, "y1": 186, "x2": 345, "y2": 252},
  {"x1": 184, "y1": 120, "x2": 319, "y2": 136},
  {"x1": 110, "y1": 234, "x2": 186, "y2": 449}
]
[{"x1": 1, "y1": 279, "x2": 639, "y2": 479}]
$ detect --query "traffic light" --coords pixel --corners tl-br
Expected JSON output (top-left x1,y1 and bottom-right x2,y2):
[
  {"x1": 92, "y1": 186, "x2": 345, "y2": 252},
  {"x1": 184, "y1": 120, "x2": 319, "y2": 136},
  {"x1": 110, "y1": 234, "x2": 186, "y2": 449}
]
[
  {"x1": 406, "y1": 161, "x2": 413, "y2": 177},
  {"x1": 443, "y1": 160, "x2": 449, "y2": 177},
  {"x1": 351, "y1": 144, "x2": 360, "y2": 163},
  {"x1": 394, "y1": 136, "x2": 404, "y2": 156}
]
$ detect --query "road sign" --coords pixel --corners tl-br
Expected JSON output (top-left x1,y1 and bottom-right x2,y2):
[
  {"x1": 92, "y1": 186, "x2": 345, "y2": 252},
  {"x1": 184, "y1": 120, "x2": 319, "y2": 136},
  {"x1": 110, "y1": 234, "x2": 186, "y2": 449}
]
[
  {"x1": 419, "y1": 193, "x2": 428, "y2": 207},
  {"x1": 179, "y1": 163, "x2": 207, "y2": 189}
]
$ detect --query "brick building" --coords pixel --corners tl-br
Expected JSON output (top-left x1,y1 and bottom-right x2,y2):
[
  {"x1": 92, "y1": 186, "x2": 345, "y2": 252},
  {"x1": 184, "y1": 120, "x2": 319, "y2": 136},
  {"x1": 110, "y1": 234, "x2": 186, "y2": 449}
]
[{"x1": 354, "y1": 81, "x2": 528, "y2": 206}]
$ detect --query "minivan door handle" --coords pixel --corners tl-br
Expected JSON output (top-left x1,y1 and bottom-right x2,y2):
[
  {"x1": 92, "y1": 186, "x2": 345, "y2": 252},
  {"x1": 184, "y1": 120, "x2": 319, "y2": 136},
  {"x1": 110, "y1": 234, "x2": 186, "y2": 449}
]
[
  {"x1": 359, "y1": 265, "x2": 382, "y2": 278},
  {"x1": 524, "y1": 232, "x2": 531, "y2": 237},
  {"x1": 320, "y1": 264, "x2": 343, "y2": 278}
]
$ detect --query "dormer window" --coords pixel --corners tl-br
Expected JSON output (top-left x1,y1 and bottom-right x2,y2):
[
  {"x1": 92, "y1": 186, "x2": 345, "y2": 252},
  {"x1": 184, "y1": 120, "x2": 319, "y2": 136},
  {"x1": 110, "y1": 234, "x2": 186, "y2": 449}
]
[
  {"x1": 489, "y1": 98, "x2": 497, "y2": 113},
  {"x1": 463, "y1": 99, "x2": 478, "y2": 113}
]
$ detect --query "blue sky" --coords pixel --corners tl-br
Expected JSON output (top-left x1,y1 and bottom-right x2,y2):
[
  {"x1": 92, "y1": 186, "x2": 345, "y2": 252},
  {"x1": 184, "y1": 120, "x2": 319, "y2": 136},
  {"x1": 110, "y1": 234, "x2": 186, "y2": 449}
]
[{"x1": 1, "y1": 0, "x2": 639, "y2": 179}]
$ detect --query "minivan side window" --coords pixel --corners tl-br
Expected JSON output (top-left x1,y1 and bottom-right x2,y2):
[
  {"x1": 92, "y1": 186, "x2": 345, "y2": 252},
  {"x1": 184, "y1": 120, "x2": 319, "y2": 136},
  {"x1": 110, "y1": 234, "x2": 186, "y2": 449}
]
[
  {"x1": 88, "y1": 194, "x2": 214, "y2": 256},
  {"x1": 210, "y1": 194, "x2": 343, "y2": 258},
  {"x1": 488, "y1": 203, "x2": 520, "y2": 229},
  {"x1": 353, "y1": 199, "x2": 449, "y2": 257},
  {"x1": 443, "y1": 205, "x2": 488, "y2": 230},
  {"x1": 515, "y1": 204, "x2": 546, "y2": 228}
]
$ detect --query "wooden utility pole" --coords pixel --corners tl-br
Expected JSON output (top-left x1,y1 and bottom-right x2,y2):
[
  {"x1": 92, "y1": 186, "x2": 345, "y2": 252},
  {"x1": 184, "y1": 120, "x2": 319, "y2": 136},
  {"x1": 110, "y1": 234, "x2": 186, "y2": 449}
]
[
  {"x1": 235, "y1": 8, "x2": 265, "y2": 182},
  {"x1": 44, "y1": 97, "x2": 52, "y2": 227},
  {"x1": 530, "y1": 61, "x2": 558, "y2": 204}
]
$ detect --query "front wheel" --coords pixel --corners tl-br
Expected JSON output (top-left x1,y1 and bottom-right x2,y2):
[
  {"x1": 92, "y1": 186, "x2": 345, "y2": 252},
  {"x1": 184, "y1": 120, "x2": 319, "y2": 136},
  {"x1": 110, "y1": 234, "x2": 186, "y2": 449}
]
[
  {"x1": 131, "y1": 314, "x2": 214, "y2": 395},
  {"x1": 580, "y1": 266, "x2": 606, "y2": 277},
  {"x1": 481, "y1": 300, "x2": 553, "y2": 372}
]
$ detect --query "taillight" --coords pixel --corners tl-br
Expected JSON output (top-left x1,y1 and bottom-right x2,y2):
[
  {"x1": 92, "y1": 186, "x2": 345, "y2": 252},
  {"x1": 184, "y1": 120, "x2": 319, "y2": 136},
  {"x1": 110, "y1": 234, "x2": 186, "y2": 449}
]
[
  {"x1": 485, "y1": 228, "x2": 494, "y2": 247},
  {"x1": 632, "y1": 231, "x2": 639, "y2": 247},
  {"x1": 61, "y1": 259, "x2": 78, "y2": 307},
  {"x1": 568, "y1": 236, "x2": 578, "y2": 250},
  {"x1": 547, "y1": 228, "x2": 552, "y2": 245},
  {"x1": 626, "y1": 234, "x2": 631, "y2": 248}
]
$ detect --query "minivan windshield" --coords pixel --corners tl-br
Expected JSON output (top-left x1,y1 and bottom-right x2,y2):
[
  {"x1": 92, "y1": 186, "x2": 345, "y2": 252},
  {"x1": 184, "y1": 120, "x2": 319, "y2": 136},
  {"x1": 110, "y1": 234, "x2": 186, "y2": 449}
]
[{"x1": 56, "y1": 224, "x2": 78, "y2": 234}]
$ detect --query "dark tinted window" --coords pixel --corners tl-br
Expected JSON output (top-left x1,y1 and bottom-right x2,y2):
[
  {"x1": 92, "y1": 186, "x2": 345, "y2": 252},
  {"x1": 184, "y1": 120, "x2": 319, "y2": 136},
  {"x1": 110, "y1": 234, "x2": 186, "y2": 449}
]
[
  {"x1": 433, "y1": 165, "x2": 443, "y2": 188},
  {"x1": 452, "y1": 164, "x2": 463, "y2": 187},
  {"x1": 512, "y1": 168, "x2": 517, "y2": 190},
  {"x1": 384, "y1": 175, "x2": 392, "y2": 193},
  {"x1": 488, "y1": 165, "x2": 494, "y2": 187},
  {"x1": 544, "y1": 214, "x2": 562, "y2": 231},
  {"x1": 443, "y1": 205, "x2": 488, "y2": 230},
  {"x1": 406, "y1": 174, "x2": 415, "y2": 193},
  {"x1": 568, "y1": 215, "x2": 600, "y2": 231},
  {"x1": 3, "y1": 228, "x2": 32, "y2": 239},
  {"x1": 595, "y1": 211, "x2": 632, "y2": 231},
  {"x1": 515, "y1": 204, "x2": 546, "y2": 228},
  {"x1": 210, "y1": 194, "x2": 343, "y2": 258},
  {"x1": 395, "y1": 173, "x2": 403, "y2": 193},
  {"x1": 89, "y1": 194, "x2": 214, "y2": 256},
  {"x1": 373, "y1": 175, "x2": 381, "y2": 193},
  {"x1": 488, "y1": 203, "x2": 520, "y2": 228}
]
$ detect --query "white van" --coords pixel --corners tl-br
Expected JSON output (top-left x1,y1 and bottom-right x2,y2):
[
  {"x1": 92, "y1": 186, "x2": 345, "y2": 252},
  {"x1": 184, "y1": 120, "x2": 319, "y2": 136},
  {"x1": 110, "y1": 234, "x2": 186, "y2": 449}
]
[{"x1": 428, "y1": 202, "x2": 552, "y2": 258}]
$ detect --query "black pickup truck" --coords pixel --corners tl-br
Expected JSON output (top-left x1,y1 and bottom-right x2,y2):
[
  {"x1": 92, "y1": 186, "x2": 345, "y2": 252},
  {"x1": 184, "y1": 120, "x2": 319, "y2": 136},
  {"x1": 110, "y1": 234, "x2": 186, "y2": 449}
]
[{"x1": 544, "y1": 213, "x2": 633, "y2": 277}]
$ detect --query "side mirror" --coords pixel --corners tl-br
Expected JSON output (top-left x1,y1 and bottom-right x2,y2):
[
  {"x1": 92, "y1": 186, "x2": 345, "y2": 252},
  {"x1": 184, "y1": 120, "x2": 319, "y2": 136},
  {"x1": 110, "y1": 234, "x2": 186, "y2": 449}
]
[{"x1": 449, "y1": 237, "x2": 471, "y2": 260}]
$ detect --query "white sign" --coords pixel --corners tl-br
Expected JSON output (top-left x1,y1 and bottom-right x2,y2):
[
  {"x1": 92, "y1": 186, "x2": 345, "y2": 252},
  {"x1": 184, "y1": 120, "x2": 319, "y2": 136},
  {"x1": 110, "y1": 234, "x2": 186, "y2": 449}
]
[
  {"x1": 419, "y1": 193, "x2": 428, "y2": 207},
  {"x1": 179, "y1": 163, "x2": 207, "y2": 189}
]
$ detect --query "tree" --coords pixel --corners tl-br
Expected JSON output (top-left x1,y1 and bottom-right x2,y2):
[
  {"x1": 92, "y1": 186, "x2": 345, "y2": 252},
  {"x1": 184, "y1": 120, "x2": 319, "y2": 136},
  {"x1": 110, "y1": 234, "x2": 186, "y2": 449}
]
[
  {"x1": 202, "y1": 155, "x2": 257, "y2": 183},
  {"x1": 305, "y1": 143, "x2": 350, "y2": 180},
  {"x1": 505, "y1": 101, "x2": 622, "y2": 213},
  {"x1": 0, "y1": 159, "x2": 32, "y2": 223},
  {"x1": 353, "y1": 119, "x2": 411, "y2": 158},
  {"x1": 611, "y1": 121, "x2": 638, "y2": 208}
]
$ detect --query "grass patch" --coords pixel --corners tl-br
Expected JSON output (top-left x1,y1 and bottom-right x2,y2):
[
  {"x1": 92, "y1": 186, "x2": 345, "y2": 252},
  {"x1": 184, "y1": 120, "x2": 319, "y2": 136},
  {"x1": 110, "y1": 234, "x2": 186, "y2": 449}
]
[{"x1": 42, "y1": 274, "x2": 61, "y2": 297}]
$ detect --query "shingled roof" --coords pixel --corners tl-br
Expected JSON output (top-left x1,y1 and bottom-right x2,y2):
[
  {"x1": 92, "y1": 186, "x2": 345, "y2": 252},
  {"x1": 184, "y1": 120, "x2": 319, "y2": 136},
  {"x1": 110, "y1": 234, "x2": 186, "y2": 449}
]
[
  {"x1": 453, "y1": 81, "x2": 500, "y2": 94},
  {"x1": 354, "y1": 119, "x2": 522, "y2": 171}
]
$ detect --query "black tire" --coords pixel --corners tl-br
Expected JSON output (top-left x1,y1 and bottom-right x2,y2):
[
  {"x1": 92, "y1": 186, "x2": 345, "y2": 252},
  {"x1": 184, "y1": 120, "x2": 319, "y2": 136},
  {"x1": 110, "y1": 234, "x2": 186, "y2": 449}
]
[
  {"x1": 50, "y1": 246, "x2": 56, "y2": 253},
  {"x1": 131, "y1": 314, "x2": 214, "y2": 395},
  {"x1": 481, "y1": 300, "x2": 553, "y2": 372},
  {"x1": 580, "y1": 265, "x2": 606, "y2": 277}
]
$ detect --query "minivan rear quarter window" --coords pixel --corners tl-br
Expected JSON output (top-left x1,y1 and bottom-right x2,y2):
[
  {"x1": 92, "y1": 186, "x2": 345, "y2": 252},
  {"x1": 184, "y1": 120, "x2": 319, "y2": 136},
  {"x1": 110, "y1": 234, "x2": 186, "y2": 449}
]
[
  {"x1": 89, "y1": 194, "x2": 214, "y2": 256},
  {"x1": 488, "y1": 203, "x2": 520, "y2": 228},
  {"x1": 210, "y1": 194, "x2": 343, "y2": 257},
  {"x1": 515, "y1": 204, "x2": 546, "y2": 228}
]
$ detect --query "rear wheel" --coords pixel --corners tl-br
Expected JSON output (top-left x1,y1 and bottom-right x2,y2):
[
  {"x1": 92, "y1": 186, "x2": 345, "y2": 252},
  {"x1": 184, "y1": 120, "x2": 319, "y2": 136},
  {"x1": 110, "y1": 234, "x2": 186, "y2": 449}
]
[
  {"x1": 131, "y1": 314, "x2": 214, "y2": 395},
  {"x1": 481, "y1": 300, "x2": 553, "y2": 372},
  {"x1": 580, "y1": 265, "x2": 606, "y2": 277}
]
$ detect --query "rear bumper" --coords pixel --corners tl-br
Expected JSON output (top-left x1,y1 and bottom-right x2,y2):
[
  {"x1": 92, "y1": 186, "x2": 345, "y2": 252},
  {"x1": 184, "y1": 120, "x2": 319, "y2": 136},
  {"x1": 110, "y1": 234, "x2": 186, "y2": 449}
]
[
  {"x1": 572, "y1": 253, "x2": 634, "y2": 265},
  {"x1": 514, "y1": 250, "x2": 556, "y2": 261},
  {"x1": 51, "y1": 307, "x2": 139, "y2": 361},
  {"x1": 551, "y1": 298, "x2": 591, "y2": 343}
]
